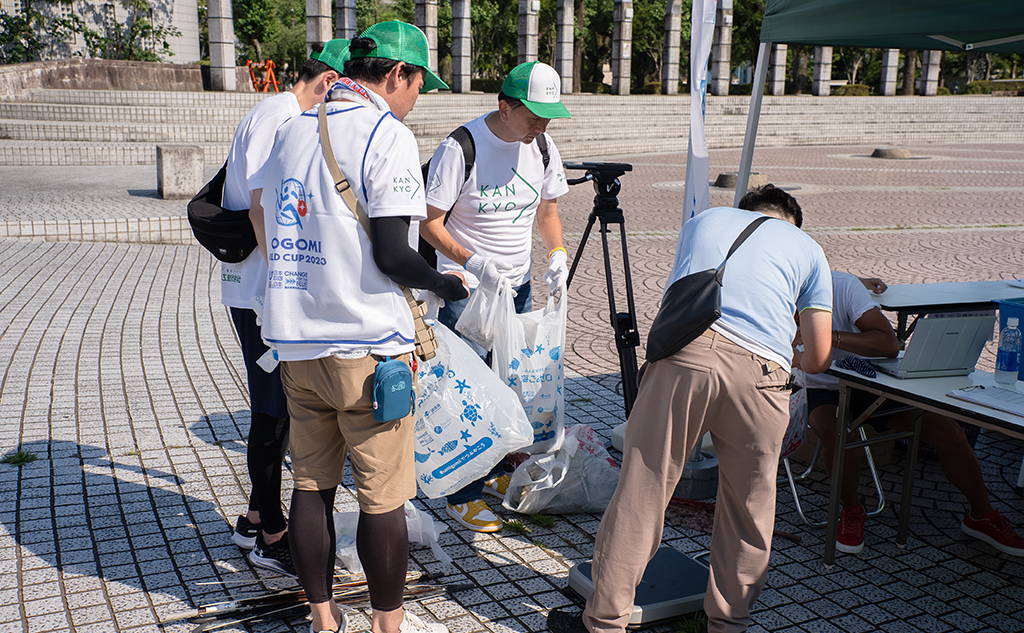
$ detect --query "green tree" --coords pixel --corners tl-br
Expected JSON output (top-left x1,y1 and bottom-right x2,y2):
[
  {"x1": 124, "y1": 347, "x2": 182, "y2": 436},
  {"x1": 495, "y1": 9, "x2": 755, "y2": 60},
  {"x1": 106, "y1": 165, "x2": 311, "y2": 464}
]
[
  {"x1": 259, "y1": 0, "x2": 307, "y2": 75},
  {"x1": 234, "y1": 0, "x2": 279, "y2": 63},
  {"x1": 1, "y1": 0, "x2": 175, "y2": 64},
  {"x1": 103, "y1": 0, "x2": 180, "y2": 61},
  {"x1": 730, "y1": 0, "x2": 764, "y2": 73}
]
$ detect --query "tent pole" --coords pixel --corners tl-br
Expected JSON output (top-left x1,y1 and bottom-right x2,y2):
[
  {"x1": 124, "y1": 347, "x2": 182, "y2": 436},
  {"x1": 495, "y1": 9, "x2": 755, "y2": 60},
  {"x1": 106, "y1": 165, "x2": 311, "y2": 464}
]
[{"x1": 734, "y1": 41, "x2": 771, "y2": 206}]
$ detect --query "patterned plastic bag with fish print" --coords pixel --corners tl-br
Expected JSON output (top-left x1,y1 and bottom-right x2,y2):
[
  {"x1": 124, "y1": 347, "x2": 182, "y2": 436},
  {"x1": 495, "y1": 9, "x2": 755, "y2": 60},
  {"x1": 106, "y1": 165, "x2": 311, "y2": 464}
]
[
  {"x1": 413, "y1": 322, "x2": 534, "y2": 498},
  {"x1": 491, "y1": 278, "x2": 567, "y2": 454}
]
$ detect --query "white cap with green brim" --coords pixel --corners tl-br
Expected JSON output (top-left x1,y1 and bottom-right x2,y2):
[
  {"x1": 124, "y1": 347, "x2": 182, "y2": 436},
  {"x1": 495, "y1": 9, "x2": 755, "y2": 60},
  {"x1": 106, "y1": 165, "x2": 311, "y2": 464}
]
[{"x1": 501, "y1": 61, "x2": 571, "y2": 119}]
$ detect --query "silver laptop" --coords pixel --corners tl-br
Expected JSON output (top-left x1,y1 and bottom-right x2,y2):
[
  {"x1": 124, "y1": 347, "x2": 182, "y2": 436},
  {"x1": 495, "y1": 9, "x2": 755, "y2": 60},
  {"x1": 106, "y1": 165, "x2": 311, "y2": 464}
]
[{"x1": 872, "y1": 315, "x2": 996, "y2": 379}]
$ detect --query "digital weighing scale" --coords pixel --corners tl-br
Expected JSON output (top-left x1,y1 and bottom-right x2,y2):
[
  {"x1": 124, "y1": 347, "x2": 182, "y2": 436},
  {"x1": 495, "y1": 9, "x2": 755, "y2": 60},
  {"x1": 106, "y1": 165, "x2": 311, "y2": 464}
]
[{"x1": 567, "y1": 546, "x2": 710, "y2": 628}]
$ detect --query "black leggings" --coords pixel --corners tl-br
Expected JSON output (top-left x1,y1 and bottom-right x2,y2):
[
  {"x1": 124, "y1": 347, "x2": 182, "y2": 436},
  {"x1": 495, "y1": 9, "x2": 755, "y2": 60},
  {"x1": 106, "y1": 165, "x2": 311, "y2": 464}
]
[
  {"x1": 246, "y1": 412, "x2": 290, "y2": 534},
  {"x1": 290, "y1": 488, "x2": 409, "y2": 609}
]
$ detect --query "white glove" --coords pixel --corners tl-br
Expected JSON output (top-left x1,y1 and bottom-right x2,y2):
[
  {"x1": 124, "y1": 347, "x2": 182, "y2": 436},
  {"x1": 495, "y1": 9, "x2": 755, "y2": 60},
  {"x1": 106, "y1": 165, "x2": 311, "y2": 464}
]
[
  {"x1": 544, "y1": 248, "x2": 569, "y2": 297},
  {"x1": 418, "y1": 288, "x2": 443, "y2": 321},
  {"x1": 464, "y1": 254, "x2": 514, "y2": 290}
]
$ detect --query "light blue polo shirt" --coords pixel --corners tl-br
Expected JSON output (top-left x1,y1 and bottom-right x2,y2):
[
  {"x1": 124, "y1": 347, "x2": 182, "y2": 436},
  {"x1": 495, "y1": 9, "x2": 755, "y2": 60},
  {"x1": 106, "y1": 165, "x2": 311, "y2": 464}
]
[{"x1": 666, "y1": 206, "x2": 832, "y2": 370}]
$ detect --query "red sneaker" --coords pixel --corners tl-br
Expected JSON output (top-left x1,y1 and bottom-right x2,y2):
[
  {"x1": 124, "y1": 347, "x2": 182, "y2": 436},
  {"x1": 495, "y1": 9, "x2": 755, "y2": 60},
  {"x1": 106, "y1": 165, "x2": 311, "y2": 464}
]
[
  {"x1": 836, "y1": 505, "x2": 866, "y2": 554},
  {"x1": 961, "y1": 510, "x2": 1024, "y2": 557}
]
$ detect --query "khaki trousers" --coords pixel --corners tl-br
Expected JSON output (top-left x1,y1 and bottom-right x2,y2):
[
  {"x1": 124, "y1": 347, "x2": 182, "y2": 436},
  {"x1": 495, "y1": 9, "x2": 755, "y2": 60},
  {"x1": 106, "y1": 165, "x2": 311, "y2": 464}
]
[
  {"x1": 584, "y1": 331, "x2": 790, "y2": 633},
  {"x1": 281, "y1": 353, "x2": 416, "y2": 514}
]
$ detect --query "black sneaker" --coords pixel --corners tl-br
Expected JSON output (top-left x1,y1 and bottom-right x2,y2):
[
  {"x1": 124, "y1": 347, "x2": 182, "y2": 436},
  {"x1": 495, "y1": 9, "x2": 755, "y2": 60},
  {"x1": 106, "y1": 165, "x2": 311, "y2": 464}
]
[
  {"x1": 547, "y1": 609, "x2": 588, "y2": 633},
  {"x1": 248, "y1": 531, "x2": 296, "y2": 577},
  {"x1": 231, "y1": 515, "x2": 260, "y2": 550}
]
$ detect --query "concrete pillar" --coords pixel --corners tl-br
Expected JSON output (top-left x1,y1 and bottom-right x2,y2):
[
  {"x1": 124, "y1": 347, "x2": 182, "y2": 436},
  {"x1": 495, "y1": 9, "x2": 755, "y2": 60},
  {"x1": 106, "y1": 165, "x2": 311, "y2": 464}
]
[
  {"x1": 415, "y1": 0, "x2": 439, "y2": 73},
  {"x1": 880, "y1": 48, "x2": 899, "y2": 96},
  {"x1": 207, "y1": 0, "x2": 235, "y2": 91},
  {"x1": 812, "y1": 45, "x2": 832, "y2": 96},
  {"x1": 334, "y1": 0, "x2": 357, "y2": 38},
  {"x1": 710, "y1": 0, "x2": 732, "y2": 96},
  {"x1": 612, "y1": 0, "x2": 633, "y2": 95},
  {"x1": 767, "y1": 43, "x2": 786, "y2": 96},
  {"x1": 306, "y1": 0, "x2": 333, "y2": 50},
  {"x1": 452, "y1": 0, "x2": 472, "y2": 93},
  {"x1": 555, "y1": 0, "x2": 574, "y2": 93},
  {"x1": 519, "y1": 0, "x2": 539, "y2": 64},
  {"x1": 920, "y1": 50, "x2": 941, "y2": 96},
  {"x1": 661, "y1": 0, "x2": 682, "y2": 95},
  {"x1": 157, "y1": 145, "x2": 204, "y2": 199}
]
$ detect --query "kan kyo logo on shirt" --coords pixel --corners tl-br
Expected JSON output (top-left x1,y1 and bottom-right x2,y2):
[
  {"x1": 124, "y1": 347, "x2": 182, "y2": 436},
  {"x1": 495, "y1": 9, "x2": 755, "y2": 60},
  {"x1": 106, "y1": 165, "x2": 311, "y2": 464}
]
[
  {"x1": 393, "y1": 169, "x2": 421, "y2": 199},
  {"x1": 478, "y1": 168, "x2": 539, "y2": 223}
]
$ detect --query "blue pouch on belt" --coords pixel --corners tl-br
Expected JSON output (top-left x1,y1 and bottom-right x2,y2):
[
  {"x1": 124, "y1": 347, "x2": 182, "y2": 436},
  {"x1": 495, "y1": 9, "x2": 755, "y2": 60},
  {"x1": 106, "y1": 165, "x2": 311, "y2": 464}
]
[{"x1": 373, "y1": 357, "x2": 414, "y2": 423}]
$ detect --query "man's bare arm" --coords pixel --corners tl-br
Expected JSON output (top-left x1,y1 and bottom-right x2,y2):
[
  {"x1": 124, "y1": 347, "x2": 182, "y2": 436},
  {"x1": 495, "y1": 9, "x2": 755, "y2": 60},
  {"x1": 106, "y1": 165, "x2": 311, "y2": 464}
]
[
  {"x1": 536, "y1": 199, "x2": 565, "y2": 253},
  {"x1": 249, "y1": 189, "x2": 268, "y2": 264},
  {"x1": 794, "y1": 308, "x2": 833, "y2": 374}
]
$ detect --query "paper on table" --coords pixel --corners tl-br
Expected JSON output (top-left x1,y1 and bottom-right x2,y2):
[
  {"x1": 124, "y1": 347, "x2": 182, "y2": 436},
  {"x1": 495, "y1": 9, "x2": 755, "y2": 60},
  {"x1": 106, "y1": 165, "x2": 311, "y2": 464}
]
[{"x1": 947, "y1": 385, "x2": 1024, "y2": 417}]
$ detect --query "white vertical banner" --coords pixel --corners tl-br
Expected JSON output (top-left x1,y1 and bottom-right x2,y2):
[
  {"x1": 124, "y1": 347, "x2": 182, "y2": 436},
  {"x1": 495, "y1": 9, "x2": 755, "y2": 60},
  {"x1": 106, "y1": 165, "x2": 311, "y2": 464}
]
[{"x1": 681, "y1": 0, "x2": 717, "y2": 223}]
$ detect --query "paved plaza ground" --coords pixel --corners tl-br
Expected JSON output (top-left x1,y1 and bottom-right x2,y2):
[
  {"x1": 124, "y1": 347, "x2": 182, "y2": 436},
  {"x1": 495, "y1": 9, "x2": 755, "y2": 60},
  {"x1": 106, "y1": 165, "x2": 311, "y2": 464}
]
[{"x1": 1, "y1": 142, "x2": 1023, "y2": 633}]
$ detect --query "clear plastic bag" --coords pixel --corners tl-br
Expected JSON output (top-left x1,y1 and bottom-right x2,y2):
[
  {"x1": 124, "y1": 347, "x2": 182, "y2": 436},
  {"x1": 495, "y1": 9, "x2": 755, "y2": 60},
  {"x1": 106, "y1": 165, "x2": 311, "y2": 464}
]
[
  {"x1": 414, "y1": 322, "x2": 534, "y2": 498},
  {"x1": 503, "y1": 425, "x2": 620, "y2": 514},
  {"x1": 334, "y1": 501, "x2": 453, "y2": 573}
]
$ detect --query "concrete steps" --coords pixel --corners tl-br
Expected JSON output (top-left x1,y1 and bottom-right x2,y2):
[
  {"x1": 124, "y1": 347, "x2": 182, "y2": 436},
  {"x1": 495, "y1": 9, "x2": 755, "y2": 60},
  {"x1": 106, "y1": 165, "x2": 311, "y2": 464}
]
[{"x1": 1, "y1": 90, "x2": 1022, "y2": 166}]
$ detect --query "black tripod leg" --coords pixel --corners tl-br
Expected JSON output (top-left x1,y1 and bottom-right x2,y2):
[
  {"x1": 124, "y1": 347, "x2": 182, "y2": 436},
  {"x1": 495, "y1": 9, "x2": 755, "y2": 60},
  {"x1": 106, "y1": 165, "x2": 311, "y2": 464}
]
[{"x1": 567, "y1": 211, "x2": 598, "y2": 289}]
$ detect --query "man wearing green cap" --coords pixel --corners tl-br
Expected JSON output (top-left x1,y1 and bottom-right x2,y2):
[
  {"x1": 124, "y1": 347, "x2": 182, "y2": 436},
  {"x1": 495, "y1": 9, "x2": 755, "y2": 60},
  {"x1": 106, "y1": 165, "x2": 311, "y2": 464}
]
[
  {"x1": 420, "y1": 60, "x2": 572, "y2": 533},
  {"x1": 254, "y1": 21, "x2": 462, "y2": 633},
  {"x1": 219, "y1": 39, "x2": 349, "y2": 578}
]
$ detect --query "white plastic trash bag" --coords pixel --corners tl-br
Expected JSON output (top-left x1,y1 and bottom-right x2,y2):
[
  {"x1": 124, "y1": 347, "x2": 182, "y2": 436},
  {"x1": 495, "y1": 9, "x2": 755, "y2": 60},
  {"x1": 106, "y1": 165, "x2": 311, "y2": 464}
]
[
  {"x1": 334, "y1": 501, "x2": 452, "y2": 573},
  {"x1": 503, "y1": 425, "x2": 620, "y2": 514},
  {"x1": 454, "y1": 281, "x2": 502, "y2": 350},
  {"x1": 492, "y1": 278, "x2": 567, "y2": 454},
  {"x1": 414, "y1": 322, "x2": 534, "y2": 498}
]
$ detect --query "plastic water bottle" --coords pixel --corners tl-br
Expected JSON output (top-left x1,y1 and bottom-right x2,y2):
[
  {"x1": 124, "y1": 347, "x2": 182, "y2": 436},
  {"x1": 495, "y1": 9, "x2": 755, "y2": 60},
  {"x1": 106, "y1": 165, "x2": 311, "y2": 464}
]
[{"x1": 995, "y1": 317, "x2": 1022, "y2": 386}]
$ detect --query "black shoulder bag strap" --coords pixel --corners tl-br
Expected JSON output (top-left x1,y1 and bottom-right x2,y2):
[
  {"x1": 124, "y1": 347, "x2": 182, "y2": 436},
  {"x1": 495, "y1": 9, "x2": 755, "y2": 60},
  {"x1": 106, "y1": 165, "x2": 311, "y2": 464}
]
[{"x1": 715, "y1": 215, "x2": 775, "y2": 282}]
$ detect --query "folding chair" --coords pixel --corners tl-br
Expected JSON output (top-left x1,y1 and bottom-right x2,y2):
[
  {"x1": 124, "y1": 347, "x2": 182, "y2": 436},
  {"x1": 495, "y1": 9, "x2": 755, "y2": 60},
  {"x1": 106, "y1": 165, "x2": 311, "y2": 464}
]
[{"x1": 779, "y1": 374, "x2": 887, "y2": 528}]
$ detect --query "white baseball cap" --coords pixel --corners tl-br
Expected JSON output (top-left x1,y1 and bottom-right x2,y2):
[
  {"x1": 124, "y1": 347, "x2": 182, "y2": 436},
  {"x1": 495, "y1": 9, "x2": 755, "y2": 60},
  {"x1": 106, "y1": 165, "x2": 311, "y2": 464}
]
[{"x1": 501, "y1": 61, "x2": 571, "y2": 119}]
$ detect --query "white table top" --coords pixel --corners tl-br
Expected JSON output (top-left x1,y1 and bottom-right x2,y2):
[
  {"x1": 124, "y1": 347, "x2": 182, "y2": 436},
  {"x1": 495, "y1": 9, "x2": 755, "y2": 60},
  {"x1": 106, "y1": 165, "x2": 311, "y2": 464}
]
[
  {"x1": 829, "y1": 365, "x2": 1024, "y2": 441},
  {"x1": 874, "y1": 279, "x2": 1024, "y2": 312}
]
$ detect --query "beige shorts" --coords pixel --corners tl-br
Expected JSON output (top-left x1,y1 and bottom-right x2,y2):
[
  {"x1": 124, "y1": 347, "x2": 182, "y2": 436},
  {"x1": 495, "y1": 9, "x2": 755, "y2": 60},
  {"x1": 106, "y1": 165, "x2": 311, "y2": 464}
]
[{"x1": 281, "y1": 353, "x2": 417, "y2": 514}]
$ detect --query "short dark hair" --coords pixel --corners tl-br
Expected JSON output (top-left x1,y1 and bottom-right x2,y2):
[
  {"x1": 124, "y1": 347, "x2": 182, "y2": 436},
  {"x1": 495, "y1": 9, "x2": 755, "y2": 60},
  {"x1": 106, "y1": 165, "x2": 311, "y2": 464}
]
[
  {"x1": 738, "y1": 184, "x2": 803, "y2": 228},
  {"x1": 299, "y1": 43, "x2": 335, "y2": 82},
  {"x1": 344, "y1": 37, "x2": 424, "y2": 84},
  {"x1": 497, "y1": 91, "x2": 523, "y2": 109}
]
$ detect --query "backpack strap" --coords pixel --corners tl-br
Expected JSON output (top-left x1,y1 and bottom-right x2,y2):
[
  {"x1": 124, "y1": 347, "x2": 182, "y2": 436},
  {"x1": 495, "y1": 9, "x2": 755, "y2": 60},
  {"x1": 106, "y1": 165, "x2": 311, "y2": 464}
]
[
  {"x1": 536, "y1": 132, "x2": 550, "y2": 171},
  {"x1": 449, "y1": 125, "x2": 475, "y2": 190}
]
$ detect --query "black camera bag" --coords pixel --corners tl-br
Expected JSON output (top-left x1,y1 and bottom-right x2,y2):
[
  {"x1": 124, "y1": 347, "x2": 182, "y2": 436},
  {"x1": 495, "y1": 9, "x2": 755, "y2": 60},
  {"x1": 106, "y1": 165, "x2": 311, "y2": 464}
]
[
  {"x1": 645, "y1": 215, "x2": 773, "y2": 362},
  {"x1": 187, "y1": 161, "x2": 258, "y2": 263}
]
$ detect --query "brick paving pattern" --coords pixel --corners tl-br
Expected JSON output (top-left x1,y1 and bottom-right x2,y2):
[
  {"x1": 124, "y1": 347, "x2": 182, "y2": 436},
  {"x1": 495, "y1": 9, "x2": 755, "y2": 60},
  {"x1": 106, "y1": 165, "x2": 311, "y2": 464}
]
[{"x1": 1, "y1": 142, "x2": 1023, "y2": 633}]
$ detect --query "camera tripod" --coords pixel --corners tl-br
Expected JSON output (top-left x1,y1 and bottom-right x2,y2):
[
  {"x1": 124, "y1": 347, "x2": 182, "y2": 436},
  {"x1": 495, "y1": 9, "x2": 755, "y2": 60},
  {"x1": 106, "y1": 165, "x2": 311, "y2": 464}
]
[{"x1": 564, "y1": 162, "x2": 640, "y2": 416}]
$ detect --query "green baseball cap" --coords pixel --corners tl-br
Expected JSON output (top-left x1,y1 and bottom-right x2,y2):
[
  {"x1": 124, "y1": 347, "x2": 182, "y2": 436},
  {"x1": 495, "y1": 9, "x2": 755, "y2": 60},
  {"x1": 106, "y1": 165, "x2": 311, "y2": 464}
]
[
  {"x1": 502, "y1": 61, "x2": 571, "y2": 119},
  {"x1": 309, "y1": 38, "x2": 350, "y2": 75},
  {"x1": 350, "y1": 21, "x2": 448, "y2": 93}
]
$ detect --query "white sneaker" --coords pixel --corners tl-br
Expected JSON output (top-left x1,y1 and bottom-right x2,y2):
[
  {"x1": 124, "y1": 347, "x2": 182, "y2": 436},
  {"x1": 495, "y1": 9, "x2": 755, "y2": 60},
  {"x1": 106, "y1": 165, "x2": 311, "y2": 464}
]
[
  {"x1": 310, "y1": 611, "x2": 348, "y2": 633},
  {"x1": 400, "y1": 611, "x2": 448, "y2": 633}
]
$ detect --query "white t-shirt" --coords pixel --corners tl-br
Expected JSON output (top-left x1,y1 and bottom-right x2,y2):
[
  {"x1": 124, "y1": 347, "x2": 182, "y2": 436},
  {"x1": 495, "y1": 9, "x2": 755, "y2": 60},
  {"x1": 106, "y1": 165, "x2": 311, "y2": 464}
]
[
  {"x1": 220, "y1": 92, "x2": 301, "y2": 309},
  {"x1": 424, "y1": 113, "x2": 569, "y2": 288},
  {"x1": 667, "y1": 207, "x2": 833, "y2": 372},
  {"x1": 260, "y1": 93, "x2": 427, "y2": 361},
  {"x1": 805, "y1": 271, "x2": 880, "y2": 391}
]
